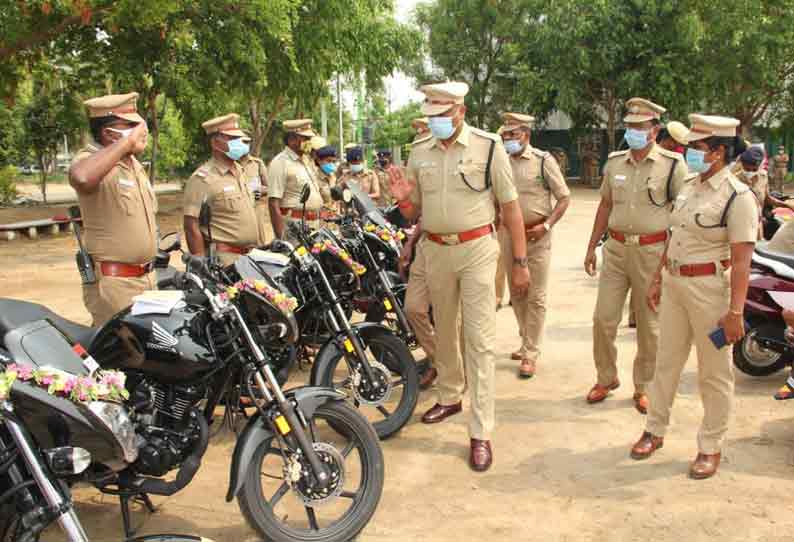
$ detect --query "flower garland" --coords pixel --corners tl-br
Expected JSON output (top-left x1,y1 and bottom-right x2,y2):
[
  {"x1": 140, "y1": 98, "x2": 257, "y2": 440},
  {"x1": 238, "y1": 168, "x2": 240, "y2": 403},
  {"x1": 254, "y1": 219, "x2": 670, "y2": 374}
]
[
  {"x1": 0, "y1": 364, "x2": 129, "y2": 404},
  {"x1": 221, "y1": 279, "x2": 299, "y2": 313},
  {"x1": 311, "y1": 240, "x2": 367, "y2": 276},
  {"x1": 364, "y1": 223, "x2": 406, "y2": 243}
]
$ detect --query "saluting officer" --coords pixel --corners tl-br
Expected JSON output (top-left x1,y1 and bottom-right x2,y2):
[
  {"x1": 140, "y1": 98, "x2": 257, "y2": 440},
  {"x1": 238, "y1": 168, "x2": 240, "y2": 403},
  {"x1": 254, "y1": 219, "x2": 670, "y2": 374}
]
[
  {"x1": 69, "y1": 92, "x2": 157, "y2": 326},
  {"x1": 390, "y1": 81, "x2": 529, "y2": 472},
  {"x1": 183, "y1": 114, "x2": 259, "y2": 266},
  {"x1": 267, "y1": 119, "x2": 324, "y2": 242},
  {"x1": 338, "y1": 146, "x2": 380, "y2": 201},
  {"x1": 238, "y1": 136, "x2": 271, "y2": 245},
  {"x1": 631, "y1": 115, "x2": 758, "y2": 479},
  {"x1": 584, "y1": 98, "x2": 689, "y2": 414},
  {"x1": 499, "y1": 112, "x2": 571, "y2": 378}
]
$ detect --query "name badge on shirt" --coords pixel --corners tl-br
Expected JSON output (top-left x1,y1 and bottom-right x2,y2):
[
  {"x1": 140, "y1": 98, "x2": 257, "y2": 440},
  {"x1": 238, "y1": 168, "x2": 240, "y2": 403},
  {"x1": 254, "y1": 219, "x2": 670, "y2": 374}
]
[
  {"x1": 223, "y1": 185, "x2": 236, "y2": 193},
  {"x1": 118, "y1": 178, "x2": 135, "y2": 189},
  {"x1": 613, "y1": 174, "x2": 626, "y2": 185},
  {"x1": 248, "y1": 177, "x2": 261, "y2": 192}
]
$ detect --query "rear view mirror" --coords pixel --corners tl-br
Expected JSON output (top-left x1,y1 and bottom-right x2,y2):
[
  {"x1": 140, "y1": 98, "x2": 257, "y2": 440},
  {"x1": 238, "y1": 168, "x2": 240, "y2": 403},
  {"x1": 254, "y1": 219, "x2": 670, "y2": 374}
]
[{"x1": 300, "y1": 184, "x2": 310, "y2": 204}]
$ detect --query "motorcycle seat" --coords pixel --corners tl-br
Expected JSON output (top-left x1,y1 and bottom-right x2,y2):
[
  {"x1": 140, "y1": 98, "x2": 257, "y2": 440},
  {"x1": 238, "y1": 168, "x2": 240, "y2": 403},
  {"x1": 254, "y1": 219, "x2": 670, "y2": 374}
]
[{"x1": 0, "y1": 298, "x2": 97, "y2": 347}]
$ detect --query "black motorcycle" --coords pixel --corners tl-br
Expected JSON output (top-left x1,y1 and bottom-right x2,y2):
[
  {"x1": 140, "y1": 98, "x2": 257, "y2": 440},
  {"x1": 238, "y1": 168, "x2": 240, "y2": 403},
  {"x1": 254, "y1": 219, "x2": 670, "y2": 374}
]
[
  {"x1": 234, "y1": 213, "x2": 419, "y2": 439},
  {"x1": 0, "y1": 258, "x2": 384, "y2": 542}
]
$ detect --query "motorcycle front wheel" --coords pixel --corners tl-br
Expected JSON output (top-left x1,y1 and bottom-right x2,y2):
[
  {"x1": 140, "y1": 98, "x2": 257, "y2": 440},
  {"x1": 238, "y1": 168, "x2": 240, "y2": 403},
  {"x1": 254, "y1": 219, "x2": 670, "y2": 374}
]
[
  {"x1": 237, "y1": 401, "x2": 384, "y2": 542},
  {"x1": 318, "y1": 330, "x2": 418, "y2": 439}
]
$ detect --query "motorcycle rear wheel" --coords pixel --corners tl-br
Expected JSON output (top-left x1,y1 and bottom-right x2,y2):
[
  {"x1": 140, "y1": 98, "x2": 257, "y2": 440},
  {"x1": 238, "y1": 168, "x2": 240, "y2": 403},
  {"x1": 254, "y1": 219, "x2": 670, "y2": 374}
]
[
  {"x1": 237, "y1": 401, "x2": 384, "y2": 542},
  {"x1": 733, "y1": 328, "x2": 789, "y2": 376}
]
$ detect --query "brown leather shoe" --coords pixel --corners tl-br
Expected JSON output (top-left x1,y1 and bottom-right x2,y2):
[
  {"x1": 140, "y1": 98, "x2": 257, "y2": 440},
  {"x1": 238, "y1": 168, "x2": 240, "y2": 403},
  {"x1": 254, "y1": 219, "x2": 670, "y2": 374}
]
[
  {"x1": 586, "y1": 379, "x2": 620, "y2": 404},
  {"x1": 689, "y1": 453, "x2": 721, "y2": 479},
  {"x1": 633, "y1": 392, "x2": 649, "y2": 414},
  {"x1": 630, "y1": 431, "x2": 664, "y2": 460},
  {"x1": 419, "y1": 367, "x2": 437, "y2": 390},
  {"x1": 511, "y1": 351, "x2": 523, "y2": 361},
  {"x1": 469, "y1": 439, "x2": 492, "y2": 472},
  {"x1": 421, "y1": 402, "x2": 462, "y2": 424},
  {"x1": 518, "y1": 359, "x2": 536, "y2": 379}
]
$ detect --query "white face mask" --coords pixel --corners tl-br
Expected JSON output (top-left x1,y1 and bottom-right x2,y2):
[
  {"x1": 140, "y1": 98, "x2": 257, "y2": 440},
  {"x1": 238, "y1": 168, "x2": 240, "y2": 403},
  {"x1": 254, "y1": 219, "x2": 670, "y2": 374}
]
[{"x1": 743, "y1": 170, "x2": 758, "y2": 180}]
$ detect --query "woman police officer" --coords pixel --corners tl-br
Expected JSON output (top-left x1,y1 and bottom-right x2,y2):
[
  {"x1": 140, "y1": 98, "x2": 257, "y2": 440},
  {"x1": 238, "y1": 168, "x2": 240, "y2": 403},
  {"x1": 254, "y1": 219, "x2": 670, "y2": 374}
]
[{"x1": 629, "y1": 114, "x2": 758, "y2": 479}]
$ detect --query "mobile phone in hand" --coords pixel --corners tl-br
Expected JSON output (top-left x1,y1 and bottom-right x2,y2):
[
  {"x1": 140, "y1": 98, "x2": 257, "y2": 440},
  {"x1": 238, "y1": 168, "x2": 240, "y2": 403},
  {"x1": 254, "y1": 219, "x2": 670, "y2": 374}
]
[{"x1": 709, "y1": 320, "x2": 750, "y2": 350}]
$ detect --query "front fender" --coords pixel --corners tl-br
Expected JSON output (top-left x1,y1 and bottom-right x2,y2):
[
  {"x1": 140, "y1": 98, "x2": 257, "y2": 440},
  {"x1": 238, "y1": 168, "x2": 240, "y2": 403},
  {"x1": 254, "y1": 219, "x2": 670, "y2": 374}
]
[
  {"x1": 225, "y1": 386, "x2": 346, "y2": 502},
  {"x1": 308, "y1": 323, "x2": 393, "y2": 385}
]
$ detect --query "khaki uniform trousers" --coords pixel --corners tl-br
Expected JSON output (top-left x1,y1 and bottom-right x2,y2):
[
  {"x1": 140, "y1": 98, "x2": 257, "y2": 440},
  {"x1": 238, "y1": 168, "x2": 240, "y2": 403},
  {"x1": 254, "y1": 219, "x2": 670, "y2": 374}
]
[
  {"x1": 423, "y1": 234, "x2": 499, "y2": 440},
  {"x1": 501, "y1": 229, "x2": 552, "y2": 362},
  {"x1": 593, "y1": 238, "x2": 664, "y2": 392},
  {"x1": 404, "y1": 241, "x2": 437, "y2": 362},
  {"x1": 83, "y1": 268, "x2": 155, "y2": 327},
  {"x1": 256, "y1": 201, "x2": 273, "y2": 246},
  {"x1": 646, "y1": 270, "x2": 733, "y2": 454}
]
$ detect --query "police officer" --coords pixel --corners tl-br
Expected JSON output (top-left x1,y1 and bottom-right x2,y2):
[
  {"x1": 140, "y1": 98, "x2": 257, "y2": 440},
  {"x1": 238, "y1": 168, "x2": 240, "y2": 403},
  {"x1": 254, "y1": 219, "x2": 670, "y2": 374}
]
[
  {"x1": 338, "y1": 146, "x2": 380, "y2": 201},
  {"x1": 69, "y1": 92, "x2": 156, "y2": 326},
  {"x1": 631, "y1": 114, "x2": 758, "y2": 479},
  {"x1": 314, "y1": 145, "x2": 339, "y2": 215},
  {"x1": 773, "y1": 146, "x2": 789, "y2": 191},
  {"x1": 390, "y1": 81, "x2": 529, "y2": 472},
  {"x1": 375, "y1": 149, "x2": 395, "y2": 206},
  {"x1": 238, "y1": 136, "x2": 271, "y2": 245},
  {"x1": 500, "y1": 112, "x2": 571, "y2": 378},
  {"x1": 183, "y1": 114, "x2": 259, "y2": 266},
  {"x1": 734, "y1": 147, "x2": 793, "y2": 213},
  {"x1": 584, "y1": 98, "x2": 689, "y2": 414},
  {"x1": 657, "y1": 121, "x2": 688, "y2": 155},
  {"x1": 267, "y1": 119, "x2": 324, "y2": 241}
]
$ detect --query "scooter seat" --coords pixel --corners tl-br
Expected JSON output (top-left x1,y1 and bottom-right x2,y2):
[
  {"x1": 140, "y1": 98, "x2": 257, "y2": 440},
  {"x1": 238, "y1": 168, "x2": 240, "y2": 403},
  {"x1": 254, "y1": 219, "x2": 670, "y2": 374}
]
[
  {"x1": 0, "y1": 298, "x2": 97, "y2": 347},
  {"x1": 756, "y1": 247, "x2": 794, "y2": 270}
]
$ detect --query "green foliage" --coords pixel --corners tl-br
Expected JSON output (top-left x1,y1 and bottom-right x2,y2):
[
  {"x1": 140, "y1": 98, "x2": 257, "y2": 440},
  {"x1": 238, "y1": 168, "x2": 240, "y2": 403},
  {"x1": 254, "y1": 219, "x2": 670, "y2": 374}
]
[
  {"x1": 0, "y1": 166, "x2": 18, "y2": 204},
  {"x1": 372, "y1": 101, "x2": 422, "y2": 150},
  {"x1": 142, "y1": 99, "x2": 190, "y2": 178}
]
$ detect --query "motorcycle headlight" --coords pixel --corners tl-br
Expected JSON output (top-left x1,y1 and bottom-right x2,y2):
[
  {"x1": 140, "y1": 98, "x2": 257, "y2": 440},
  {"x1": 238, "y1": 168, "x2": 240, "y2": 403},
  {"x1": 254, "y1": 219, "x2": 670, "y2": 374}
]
[{"x1": 87, "y1": 402, "x2": 138, "y2": 464}]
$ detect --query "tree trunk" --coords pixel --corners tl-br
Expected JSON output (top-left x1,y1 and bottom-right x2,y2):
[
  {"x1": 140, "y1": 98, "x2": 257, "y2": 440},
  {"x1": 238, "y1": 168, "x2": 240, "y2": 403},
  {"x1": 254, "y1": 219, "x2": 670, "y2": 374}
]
[
  {"x1": 605, "y1": 92, "x2": 617, "y2": 153},
  {"x1": 147, "y1": 91, "x2": 160, "y2": 182},
  {"x1": 37, "y1": 154, "x2": 47, "y2": 204}
]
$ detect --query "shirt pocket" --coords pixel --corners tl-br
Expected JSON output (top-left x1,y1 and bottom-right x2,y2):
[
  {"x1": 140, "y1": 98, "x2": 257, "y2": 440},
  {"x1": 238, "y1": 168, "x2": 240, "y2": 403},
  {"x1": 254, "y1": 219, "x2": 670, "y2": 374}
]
[
  {"x1": 611, "y1": 175, "x2": 628, "y2": 203},
  {"x1": 418, "y1": 165, "x2": 442, "y2": 193},
  {"x1": 214, "y1": 188, "x2": 242, "y2": 212},
  {"x1": 456, "y1": 161, "x2": 488, "y2": 192},
  {"x1": 646, "y1": 176, "x2": 669, "y2": 207},
  {"x1": 694, "y1": 200, "x2": 729, "y2": 242}
]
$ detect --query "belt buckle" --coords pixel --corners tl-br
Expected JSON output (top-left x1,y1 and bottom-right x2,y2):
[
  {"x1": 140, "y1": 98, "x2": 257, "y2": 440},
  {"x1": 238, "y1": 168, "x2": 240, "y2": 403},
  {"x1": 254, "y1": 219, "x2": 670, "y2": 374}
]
[
  {"x1": 624, "y1": 234, "x2": 640, "y2": 246},
  {"x1": 440, "y1": 234, "x2": 459, "y2": 245},
  {"x1": 667, "y1": 259, "x2": 680, "y2": 275}
]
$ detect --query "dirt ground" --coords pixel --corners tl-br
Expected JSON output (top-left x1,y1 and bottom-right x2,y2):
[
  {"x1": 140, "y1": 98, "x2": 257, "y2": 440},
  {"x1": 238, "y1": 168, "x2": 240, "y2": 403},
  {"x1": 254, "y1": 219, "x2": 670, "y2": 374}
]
[{"x1": 2, "y1": 187, "x2": 794, "y2": 542}]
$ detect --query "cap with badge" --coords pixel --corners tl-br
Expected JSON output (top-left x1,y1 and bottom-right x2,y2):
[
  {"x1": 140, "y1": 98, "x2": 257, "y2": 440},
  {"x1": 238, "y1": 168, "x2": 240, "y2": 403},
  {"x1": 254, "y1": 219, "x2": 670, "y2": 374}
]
[
  {"x1": 202, "y1": 113, "x2": 247, "y2": 137},
  {"x1": 83, "y1": 92, "x2": 145, "y2": 123},
  {"x1": 283, "y1": 119, "x2": 317, "y2": 138},
  {"x1": 346, "y1": 146, "x2": 363, "y2": 162},
  {"x1": 740, "y1": 146, "x2": 764, "y2": 166},
  {"x1": 501, "y1": 112, "x2": 536, "y2": 132},
  {"x1": 623, "y1": 97, "x2": 666, "y2": 123},
  {"x1": 419, "y1": 82, "x2": 469, "y2": 116},
  {"x1": 685, "y1": 114, "x2": 740, "y2": 142}
]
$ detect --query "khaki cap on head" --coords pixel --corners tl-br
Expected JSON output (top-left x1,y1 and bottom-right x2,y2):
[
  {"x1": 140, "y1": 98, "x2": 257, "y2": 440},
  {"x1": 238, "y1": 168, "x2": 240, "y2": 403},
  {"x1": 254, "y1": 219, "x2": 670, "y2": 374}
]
[
  {"x1": 309, "y1": 136, "x2": 327, "y2": 151},
  {"x1": 411, "y1": 117, "x2": 429, "y2": 130},
  {"x1": 283, "y1": 119, "x2": 316, "y2": 138},
  {"x1": 665, "y1": 121, "x2": 689, "y2": 145},
  {"x1": 202, "y1": 113, "x2": 247, "y2": 137},
  {"x1": 501, "y1": 112, "x2": 535, "y2": 132},
  {"x1": 419, "y1": 81, "x2": 469, "y2": 116},
  {"x1": 83, "y1": 92, "x2": 144, "y2": 123},
  {"x1": 623, "y1": 97, "x2": 666, "y2": 123},
  {"x1": 686, "y1": 114, "x2": 740, "y2": 142}
]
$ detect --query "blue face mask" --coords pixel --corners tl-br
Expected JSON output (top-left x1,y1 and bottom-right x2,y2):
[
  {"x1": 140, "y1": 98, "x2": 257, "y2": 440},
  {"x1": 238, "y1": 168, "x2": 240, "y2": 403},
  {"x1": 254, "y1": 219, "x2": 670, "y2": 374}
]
[
  {"x1": 320, "y1": 163, "x2": 337, "y2": 175},
  {"x1": 350, "y1": 163, "x2": 364, "y2": 174},
  {"x1": 504, "y1": 139, "x2": 523, "y2": 155},
  {"x1": 429, "y1": 116, "x2": 456, "y2": 140},
  {"x1": 225, "y1": 138, "x2": 250, "y2": 161},
  {"x1": 624, "y1": 128, "x2": 650, "y2": 150},
  {"x1": 686, "y1": 148, "x2": 712, "y2": 173}
]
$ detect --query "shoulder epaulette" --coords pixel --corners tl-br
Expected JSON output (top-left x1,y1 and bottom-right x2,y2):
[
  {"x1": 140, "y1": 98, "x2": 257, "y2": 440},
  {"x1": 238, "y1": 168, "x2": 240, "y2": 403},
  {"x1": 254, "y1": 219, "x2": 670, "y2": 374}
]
[
  {"x1": 607, "y1": 149, "x2": 629, "y2": 159},
  {"x1": 469, "y1": 127, "x2": 500, "y2": 142}
]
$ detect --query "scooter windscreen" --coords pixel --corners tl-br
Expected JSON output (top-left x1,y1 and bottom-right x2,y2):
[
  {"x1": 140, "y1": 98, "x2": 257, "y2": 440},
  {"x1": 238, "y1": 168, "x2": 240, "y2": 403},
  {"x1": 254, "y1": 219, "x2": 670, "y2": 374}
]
[{"x1": 3, "y1": 319, "x2": 88, "y2": 376}]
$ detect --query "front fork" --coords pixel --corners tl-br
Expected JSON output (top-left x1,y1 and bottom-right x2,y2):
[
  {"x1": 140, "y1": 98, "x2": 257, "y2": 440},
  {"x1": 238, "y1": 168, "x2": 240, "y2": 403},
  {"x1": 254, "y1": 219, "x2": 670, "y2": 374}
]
[
  {"x1": 375, "y1": 268, "x2": 414, "y2": 344},
  {"x1": 2, "y1": 406, "x2": 89, "y2": 542}
]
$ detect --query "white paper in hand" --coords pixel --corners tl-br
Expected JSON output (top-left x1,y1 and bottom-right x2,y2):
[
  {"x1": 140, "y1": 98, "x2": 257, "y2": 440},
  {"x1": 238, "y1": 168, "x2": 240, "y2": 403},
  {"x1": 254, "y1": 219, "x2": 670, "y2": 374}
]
[
  {"x1": 768, "y1": 290, "x2": 794, "y2": 311},
  {"x1": 131, "y1": 290, "x2": 185, "y2": 316}
]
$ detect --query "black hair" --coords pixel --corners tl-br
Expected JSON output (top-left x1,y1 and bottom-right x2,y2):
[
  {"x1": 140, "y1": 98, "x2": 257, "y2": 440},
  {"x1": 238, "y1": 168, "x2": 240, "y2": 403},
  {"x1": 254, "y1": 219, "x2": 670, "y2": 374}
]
[
  {"x1": 656, "y1": 127, "x2": 670, "y2": 143},
  {"x1": 89, "y1": 117, "x2": 117, "y2": 144},
  {"x1": 703, "y1": 135, "x2": 746, "y2": 161}
]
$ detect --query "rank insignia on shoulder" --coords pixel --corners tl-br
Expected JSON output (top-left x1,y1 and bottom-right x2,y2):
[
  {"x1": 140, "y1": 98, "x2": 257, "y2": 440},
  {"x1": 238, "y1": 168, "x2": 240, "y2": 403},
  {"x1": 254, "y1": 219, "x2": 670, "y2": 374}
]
[{"x1": 196, "y1": 168, "x2": 208, "y2": 178}]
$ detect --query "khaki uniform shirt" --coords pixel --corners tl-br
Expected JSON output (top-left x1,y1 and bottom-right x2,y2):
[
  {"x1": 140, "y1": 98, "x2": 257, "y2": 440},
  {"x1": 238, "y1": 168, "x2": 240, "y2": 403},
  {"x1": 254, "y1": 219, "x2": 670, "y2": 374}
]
[
  {"x1": 72, "y1": 144, "x2": 158, "y2": 264},
  {"x1": 600, "y1": 143, "x2": 689, "y2": 235},
  {"x1": 375, "y1": 167, "x2": 394, "y2": 206},
  {"x1": 318, "y1": 170, "x2": 337, "y2": 209},
  {"x1": 406, "y1": 123, "x2": 517, "y2": 234},
  {"x1": 339, "y1": 169, "x2": 379, "y2": 199},
  {"x1": 510, "y1": 144, "x2": 571, "y2": 224},
  {"x1": 267, "y1": 147, "x2": 324, "y2": 211},
  {"x1": 239, "y1": 155, "x2": 268, "y2": 202},
  {"x1": 774, "y1": 153, "x2": 789, "y2": 171},
  {"x1": 732, "y1": 162, "x2": 768, "y2": 207},
  {"x1": 183, "y1": 157, "x2": 259, "y2": 246},
  {"x1": 667, "y1": 167, "x2": 758, "y2": 264}
]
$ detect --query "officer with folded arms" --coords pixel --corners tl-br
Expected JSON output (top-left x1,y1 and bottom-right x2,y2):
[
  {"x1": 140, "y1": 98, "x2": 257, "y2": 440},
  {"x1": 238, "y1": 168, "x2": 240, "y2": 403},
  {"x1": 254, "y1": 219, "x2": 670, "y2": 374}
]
[{"x1": 69, "y1": 92, "x2": 156, "y2": 326}]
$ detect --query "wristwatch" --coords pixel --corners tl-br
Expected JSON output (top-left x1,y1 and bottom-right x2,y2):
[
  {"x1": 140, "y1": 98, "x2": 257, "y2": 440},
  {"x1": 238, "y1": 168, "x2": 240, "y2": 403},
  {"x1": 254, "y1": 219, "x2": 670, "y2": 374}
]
[
  {"x1": 542, "y1": 222, "x2": 551, "y2": 232},
  {"x1": 513, "y1": 256, "x2": 529, "y2": 267}
]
